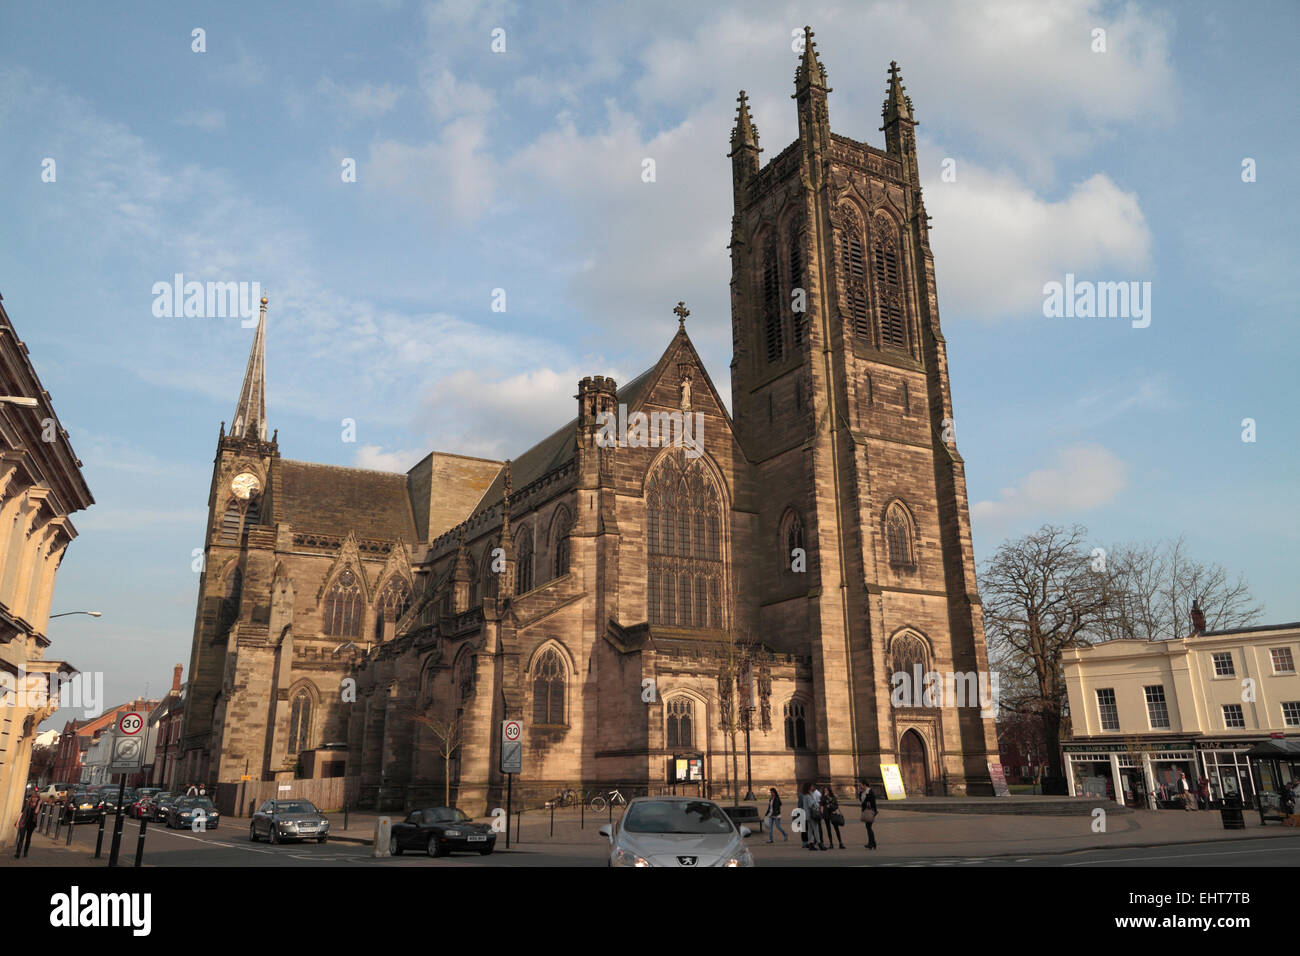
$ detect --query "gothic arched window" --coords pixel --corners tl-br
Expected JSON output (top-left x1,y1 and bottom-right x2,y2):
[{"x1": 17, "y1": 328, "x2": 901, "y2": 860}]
[
  {"x1": 646, "y1": 451, "x2": 725, "y2": 629},
  {"x1": 784, "y1": 699, "x2": 808, "y2": 749},
  {"x1": 788, "y1": 222, "x2": 806, "y2": 347},
  {"x1": 837, "y1": 206, "x2": 870, "y2": 340},
  {"x1": 552, "y1": 508, "x2": 572, "y2": 579},
  {"x1": 780, "y1": 509, "x2": 805, "y2": 574},
  {"x1": 218, "y1": 566, "x2": 242, "y2": 635},
  {"x1": 666, "y1": 697, "x2": 694, "y2": 749},
  {"x1": 288, "y1": 689, "x2": 312, "y2": 755},
  {"x1": 885, "y1": 502, "x2": 917, "y2": 570},
  {"x1": 374, "y1": 576, "x2": 411, "y2": 641},
  {"x1": 532, "y1": 647, "x2": 565, "y2": 725},
  {"x1": 515, "y1": 528, "x2": 534, "y2": 595},
  {"x1": 323, "y1": 567, "x2": 363, "y2": 637},
  {"x1": 890, "y1": 632, "x2": 929, "y2": 690},
  {"x1": 873, "y1": 218, "x2": 907, "y2": 349},
  {"x1": 220, "y1": 501, "x2": 242, "y2": 544},
  {"x1": 480, "y1": 549, "x2": 498, "y2": 603},
  {"x1": 762, "y1": 236, "x2": 784, "y2": 363}
]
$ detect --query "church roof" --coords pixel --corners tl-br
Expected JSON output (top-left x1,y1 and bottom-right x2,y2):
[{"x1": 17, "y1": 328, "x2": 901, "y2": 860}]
[
  {"x1": 471, "y1": 364, "x2": 658, "y2": 512},
  {"x1": 277, "y1": 459, "x2": 418, "y2": 543}
]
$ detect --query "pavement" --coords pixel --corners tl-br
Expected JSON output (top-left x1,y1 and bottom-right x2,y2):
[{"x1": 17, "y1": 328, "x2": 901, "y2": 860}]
[{"x1": 4, "y1": 799, "x2": 1297, "y2": 867}]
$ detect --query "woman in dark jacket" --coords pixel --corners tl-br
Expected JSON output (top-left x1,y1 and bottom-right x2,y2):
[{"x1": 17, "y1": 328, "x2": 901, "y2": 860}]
[
  {"x1": 858, "y1": 780, "x2": 878, "y2": 850},
  {"x1": 822, "y1": 785, "x2": 845, "y2": 848},
  {"x1": 765, "y1": 788, "x2": 787, "y2": 842}
]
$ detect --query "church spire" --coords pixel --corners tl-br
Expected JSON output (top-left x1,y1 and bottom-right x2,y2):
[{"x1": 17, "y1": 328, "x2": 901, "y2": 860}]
[
  {"x1": 882, "y1": 60, "x2": 914, "y2": 126},
  {"x1": 231, "y1": 296, "x2": 268, "y2": 441}
]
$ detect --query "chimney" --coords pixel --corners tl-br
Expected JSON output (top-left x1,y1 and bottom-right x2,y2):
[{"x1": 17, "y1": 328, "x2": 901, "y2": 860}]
[
  {"x1": 1190, "y1": 599, "x2": 1207, "y2": 635},
  {"x1": 171, "y1": 665, "x2": 183, "y2": 694}
]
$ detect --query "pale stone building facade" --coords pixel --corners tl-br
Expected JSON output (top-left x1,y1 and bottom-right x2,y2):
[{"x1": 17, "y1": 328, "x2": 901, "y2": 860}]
[
  {"x1": 180, "y1": 35, "x2": 1000, "y2": 812},
  {"x1": 0, "y1": 294, "x2": 93, "y2": 847}
]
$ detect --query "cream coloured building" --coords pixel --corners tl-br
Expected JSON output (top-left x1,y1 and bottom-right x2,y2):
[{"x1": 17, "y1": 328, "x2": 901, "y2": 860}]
[
  {"x1": 1062, "y1": 621, "x2": 1300, "y2": 808},
  {"x1": 0, "y1": 295, "x2": 93, "y2": 848}
]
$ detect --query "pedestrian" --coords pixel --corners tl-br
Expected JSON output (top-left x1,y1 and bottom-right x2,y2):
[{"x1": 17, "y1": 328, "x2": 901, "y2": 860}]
[
  {"x1": 1176, "y1": 772, "x2": 1193, "y2": 811},
  {"x1": 798, "y1": 783, "x2": 818, "y2": 850},
  {"x1": 858, "y1": 780, "x2": 878, "y2": 850},
  {"x1": 1197, "y1": 777, "x2": 1210, "y2": 811},
  {"x1": 13, "y1": 790, "x2": 40, "y2": 858},
  {"x1": 823, "y1": 784, "x2": 846, "y2": 849},
  {"x1": 198, "y1": 783, "x2": 206, "y2": 797},
  {"x1": 764, "y1": 787, "x2": 788, "y2": 843},
  {"x1": 186, "y1": 782, "x2": 198, "y2": 796},
  {"x1": 808, "y1": 781, "x2": 826, "y2": 850}
]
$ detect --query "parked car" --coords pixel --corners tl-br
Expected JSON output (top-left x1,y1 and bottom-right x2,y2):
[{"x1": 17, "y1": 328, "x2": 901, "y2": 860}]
[
  {"x1": 130, "y1": 788, "x2": 163, "y2": 818},
  {"x1": 151, "y1": 792, "x2": 179, "y2": 822},
  {"x1": 39, "y1": 782, "x2": 74, "y2": 803},
  {"x1": 248, "y1": 800, "x2": 330, "y2": 844},
  {"x1": 69, "y1": 790, "x2": 101, "y2": 823},
  {"x1": 167, "y1": 796, "x2": 220, "y2": 830},
  {"x1": 389, "y1": 806, "x2": 496, "y2": 857},
  {"x1": 598, "y1": 797, "x2": 753, "y2": 867},
  {"x1": 97, "y1": 786, "x2": 135, "y2": 816}
]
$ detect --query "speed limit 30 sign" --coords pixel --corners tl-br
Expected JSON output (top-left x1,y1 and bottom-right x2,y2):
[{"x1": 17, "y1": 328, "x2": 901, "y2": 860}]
[
  {"x1": 501, "y1": 720, "x2": 522, "y2": 774},
  {"x1": 118, "y1": 712, "x2": 144, "y2": 735}
]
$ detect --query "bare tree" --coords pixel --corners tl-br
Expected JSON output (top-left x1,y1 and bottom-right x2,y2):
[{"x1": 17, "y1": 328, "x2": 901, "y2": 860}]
[
  {"x1": 707, "y1": 613, "x2": 771, "y2": 807},
  {"x1": 979, "y1": 525, "x2": 1117, "y2": 780},
  {"x1": 1098, "y1": 536, "x2": 1264, "y2": 642},
  {"x1": 411, "y1": 712, "x2": 462, "y2": 807}
]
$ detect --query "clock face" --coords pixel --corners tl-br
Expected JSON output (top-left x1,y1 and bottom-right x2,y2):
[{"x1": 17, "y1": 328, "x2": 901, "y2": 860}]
[{"x1": 231, "y1": 472, "x2": 261, "y2": 500}]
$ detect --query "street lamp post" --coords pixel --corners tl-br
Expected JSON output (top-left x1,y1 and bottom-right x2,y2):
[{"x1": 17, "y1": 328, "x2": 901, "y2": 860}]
[{"x1": 50, "y1": 611, "x2": 102, "y2": 619}]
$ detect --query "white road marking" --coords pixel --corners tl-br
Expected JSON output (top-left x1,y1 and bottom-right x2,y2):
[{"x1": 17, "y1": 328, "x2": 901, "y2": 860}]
[{"x1": 1064, "y1": 843, "x2": 1300, "y2": 866}]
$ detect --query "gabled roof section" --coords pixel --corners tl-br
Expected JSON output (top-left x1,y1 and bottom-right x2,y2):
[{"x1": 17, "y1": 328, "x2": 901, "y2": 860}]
[{"x1": 469, "y1": 322, "x2": 730, "y2": 513}]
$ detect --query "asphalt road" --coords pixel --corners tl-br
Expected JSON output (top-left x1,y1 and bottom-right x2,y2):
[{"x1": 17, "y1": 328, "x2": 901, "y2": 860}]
[{"x1": 864, "y1": 838, "x2": 1300, "y2": 868}]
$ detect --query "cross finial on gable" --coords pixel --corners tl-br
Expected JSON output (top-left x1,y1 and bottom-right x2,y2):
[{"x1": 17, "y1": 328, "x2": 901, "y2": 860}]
[{"x1": 674, "y1": 301, "x2": 690, "y2": 330}]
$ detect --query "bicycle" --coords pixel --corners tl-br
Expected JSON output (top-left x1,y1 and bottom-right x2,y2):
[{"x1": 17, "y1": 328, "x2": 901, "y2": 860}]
[
  {"x1": 548, "y1": 788, "x2": 577, "y2": 809},
  {"x1": 589, "y1": 789, "x2": 627, "y2": 813}
]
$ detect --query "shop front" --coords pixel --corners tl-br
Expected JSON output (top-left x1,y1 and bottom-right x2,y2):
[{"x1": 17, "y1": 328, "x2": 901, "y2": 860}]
[
  {"x1": 1196, "y1": 741, "x2": 1256, "y2": 808},
  {"x1": 1063, "y1": 741, "x2": 1197, "y2": 808}
]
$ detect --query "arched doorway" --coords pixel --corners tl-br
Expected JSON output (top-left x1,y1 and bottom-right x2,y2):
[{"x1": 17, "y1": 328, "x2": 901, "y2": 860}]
[{"x1": 900, "y1": 730, "x2": 929, "y2": 797}]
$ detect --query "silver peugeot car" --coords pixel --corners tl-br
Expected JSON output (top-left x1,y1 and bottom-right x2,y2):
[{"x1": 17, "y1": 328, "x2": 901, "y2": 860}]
[{"x1": 599, "y1": 796, "x2": 754, "y2": 867}]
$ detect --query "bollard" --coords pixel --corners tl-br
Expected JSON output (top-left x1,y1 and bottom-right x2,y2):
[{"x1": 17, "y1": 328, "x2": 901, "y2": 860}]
[
  {"x1": 372, "y1": 816, "x2": 392, "y2": 858},
  {"x1": 54, "y1": 804, "x2": 62, "y2": 840},
  {"x1": 550, "y1": 802, "x2": 554, "y2": 838},
  {"x1": 580, "y1": 798, "x2": 584, "y2": 830},
  {"x1": 134, "y1": 817, "x2": 148, "y2": 867},
  {"x1": 93, "y1": 814, "x2": 106, "y2": 858},
  {"x1": 344, "y1": 803, "x2": 349, "y2": 833},
  {"x1": 66, "y1": 817, "x2": 74, "y2": 846},
  {"x1": 515, "y1": 808, "x2": 521, "y2": 844}
]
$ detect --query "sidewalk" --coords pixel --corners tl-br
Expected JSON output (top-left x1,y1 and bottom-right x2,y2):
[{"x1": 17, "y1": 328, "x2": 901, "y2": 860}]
[{"x1": 319, "y1": 802, "x2": 1300, "y2": 858}]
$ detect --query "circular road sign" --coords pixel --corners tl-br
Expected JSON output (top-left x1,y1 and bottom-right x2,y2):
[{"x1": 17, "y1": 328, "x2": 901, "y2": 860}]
[
  {"x1": 504, "y1": 720, "x2": 521, "y2": 741},
  {"x1": 118, "y1": 712, "x2": 144, "y2": 736}
]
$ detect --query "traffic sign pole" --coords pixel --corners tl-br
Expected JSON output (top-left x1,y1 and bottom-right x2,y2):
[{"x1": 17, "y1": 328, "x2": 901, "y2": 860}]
[{"x1": 505, "y1": 773, "x2": 512, "y2": 850}]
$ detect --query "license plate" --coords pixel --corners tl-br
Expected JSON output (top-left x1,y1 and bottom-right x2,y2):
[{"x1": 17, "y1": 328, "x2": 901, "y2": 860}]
[{"x1": 468, "y1": 835, "x2": 487, "y2": 842}]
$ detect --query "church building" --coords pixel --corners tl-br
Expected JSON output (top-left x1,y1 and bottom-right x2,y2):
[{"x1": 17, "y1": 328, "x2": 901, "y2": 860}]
[{"x1": 179, "y1": 31, "x2": 1001, "y2": 811}]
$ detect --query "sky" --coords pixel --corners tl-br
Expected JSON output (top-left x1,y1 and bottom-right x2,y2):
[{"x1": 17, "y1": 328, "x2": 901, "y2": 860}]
[{"x1": 1, "y1": 0, "x2": 1296, "y2": 725}]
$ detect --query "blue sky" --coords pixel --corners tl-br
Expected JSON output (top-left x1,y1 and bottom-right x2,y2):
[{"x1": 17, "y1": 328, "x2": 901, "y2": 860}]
[{"x1": 1, "y1": 0, "x2": 1296, "y2": 720}]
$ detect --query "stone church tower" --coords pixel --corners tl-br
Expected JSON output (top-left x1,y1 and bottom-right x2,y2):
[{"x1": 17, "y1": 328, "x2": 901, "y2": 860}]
[{"x1": 728, "y1": 29, "x2": 999, "y2": 794}]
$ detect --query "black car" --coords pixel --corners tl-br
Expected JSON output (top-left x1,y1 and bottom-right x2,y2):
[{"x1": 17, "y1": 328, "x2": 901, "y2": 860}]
[
  {"x1": 389, "y1": 807, "x2": 496, "y2": 858},
  {"x1": 98, "y1": 786, "x2": 135, "y2": 815},
  {"x1": 167, "y1": 796, "x2": 220, "y2": 830},
  {"x1": 249, "y1": 799, "x2": 330, "y2": 844},
  {"x1": 69, "y1": 790, "x2": 101, "y2": 822},
  {"x1": 151, "y1": 792, "x2": 178, "y2": 822}
]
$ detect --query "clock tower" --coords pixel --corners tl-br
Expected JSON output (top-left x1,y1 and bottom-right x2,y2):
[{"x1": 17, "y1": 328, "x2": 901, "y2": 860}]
[{"x1": 179, "y1": 296, "x2": 281, "y2": 787}]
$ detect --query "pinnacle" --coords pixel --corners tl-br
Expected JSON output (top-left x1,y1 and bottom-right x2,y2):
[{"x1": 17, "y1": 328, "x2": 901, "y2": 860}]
[
  {"x1": 883, "y1": 59, "x2": 914, "y2": 123},
  {"x1": 794, "y1": 25, "x2": 829, "y2": 92},
  {"x1": 730, "y1": 89, "x2": 760, "y2": 152}
]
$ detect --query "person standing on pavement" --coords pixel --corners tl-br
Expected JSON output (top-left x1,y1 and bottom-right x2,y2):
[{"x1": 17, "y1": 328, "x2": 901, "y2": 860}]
[
  {"x1": 1176, "y1": 772, "x2": 1194, "y2": 810},
  {"x1": 765, "y1": 788, "x2": 788, "y2": 843},
  {"x1": 858, "y1": 780, "x2": 878, "y2": 850},
  {"x1": 822, "y1": 785, "x2": 845, "y2": 849},
  {"x1": 798, "y1": 783, "x2": 816, "y2": 850},
  {"x1": 13, "y1": 791, "x2": 41, "y2": 859},
  {"x1": 808, "y1": 782, "x2": 827, "y2": 850}
]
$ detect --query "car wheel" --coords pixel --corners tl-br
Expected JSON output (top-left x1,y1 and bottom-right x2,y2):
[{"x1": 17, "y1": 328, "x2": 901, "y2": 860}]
[
  {"x1": 389, "y1": 835, "x2": 402, "y2": 855},
  {"x1": 249, "y1": 823, "x2": 258, "y2": 842},
  {"x1": 427, "y1": 835, "x2": 444, "y2": 858}
]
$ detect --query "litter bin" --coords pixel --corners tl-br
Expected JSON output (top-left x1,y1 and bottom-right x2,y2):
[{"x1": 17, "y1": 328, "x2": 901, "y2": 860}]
[{"x1": 1219, "y1": 795, "x2": 1245, "y2": 830}]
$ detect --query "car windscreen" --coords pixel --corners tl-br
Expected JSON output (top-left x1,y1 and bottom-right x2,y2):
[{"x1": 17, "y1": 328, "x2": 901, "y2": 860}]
[
  {"x1": 275, "y1": 802, "x2": 316, "y2": 814},
  {"x1": 622, "y1": 801, "x2": 736, "y2": 835},
  {"x1": 183, "y1": 799, "x2": 215, "y2": 810},
  {"x1": 423, "y1": 808, "x2": 468, "y2": 823}
]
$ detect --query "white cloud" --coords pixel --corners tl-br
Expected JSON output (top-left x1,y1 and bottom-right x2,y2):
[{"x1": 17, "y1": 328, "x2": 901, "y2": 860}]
[
  {"x1": 420, "y1": 67, "x2": 494, "y2": 121},
  {"x1": 353, "y1": 444, "x2": 425, "y2": 473},
  {"x1": 316, "y1": 78, "x2": 403, "y2": 117},
  {"x1": 924, "y1": 165, "x2": 1152, "y2": 321},
  {"x1": 365, "y1": 116, "x2": 496, "y2": 220},
  {"x1": 176, "y1": 109, "x2": 226, "y2": 130},
  {"x1": 972, "y1": 443, "x2": 1127, "y2": 522}
]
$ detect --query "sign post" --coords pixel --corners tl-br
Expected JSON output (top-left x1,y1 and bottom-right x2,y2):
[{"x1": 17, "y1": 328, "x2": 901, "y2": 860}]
[
  {"x1": 501, "y1": 720, "x2": 522, "y2": 849},
  {"x1": 108, "y1": 712, "x2": 145, "y2": 867}
]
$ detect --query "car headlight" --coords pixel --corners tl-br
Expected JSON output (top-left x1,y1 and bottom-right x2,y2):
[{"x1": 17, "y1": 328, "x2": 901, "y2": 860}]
[
  {"x1": 613, "y1": 847, "x2": 650, "y2": 867},
  {"x1": 445, "y1": 829, "x2": 460, "y2": 837}
]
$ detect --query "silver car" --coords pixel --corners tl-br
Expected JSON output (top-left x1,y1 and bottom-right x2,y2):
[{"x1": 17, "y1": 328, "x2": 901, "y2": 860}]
[
  {"x1": 248, "y1": 799, "x2": 330, "y2": 844},
  {"x1": 599, "y1": 797, "x2": 754, "y2": 867}
]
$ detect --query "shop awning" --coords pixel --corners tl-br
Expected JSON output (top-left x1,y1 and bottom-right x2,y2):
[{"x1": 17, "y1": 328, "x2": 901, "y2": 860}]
[{"x1": 1243, "y1": 739, "x2": 1300, "y2": 759}]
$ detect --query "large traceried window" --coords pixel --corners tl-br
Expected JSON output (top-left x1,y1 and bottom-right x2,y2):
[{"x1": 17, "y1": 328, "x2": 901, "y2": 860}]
[
  {"x1": 532, "y1": 647, "x2": 565, "y2": 725},
  {"x1": 666, "y1": 697, "x2": 695, "y2": 749},
  {"x1": 375, "y1": 576, "x2": 411, "y2": 641},
  {"x1": 890, "y1": 632, "x2": 929, "y2": 689},
  {"x1": 552, "y1": 508, "x2": 572, "y2": 579},
  {"x1": 515, "y1": 528, "x2": 534, "y2": 595},
  {"x1": 646, "y1": 451, "x2": 724, "y2": 629},
  {"x1": 323, "y1": 568, "x2": 364, "y2": 637},
  {"x1": 872, "y1": 217, "x2": 907, "y2": 350},
  {"x1": 288, "y1": 689, "x2": 312, "y2": 755},
  {"x1": 837, "y1": 205, "x2": 870, "y2": 340}
]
